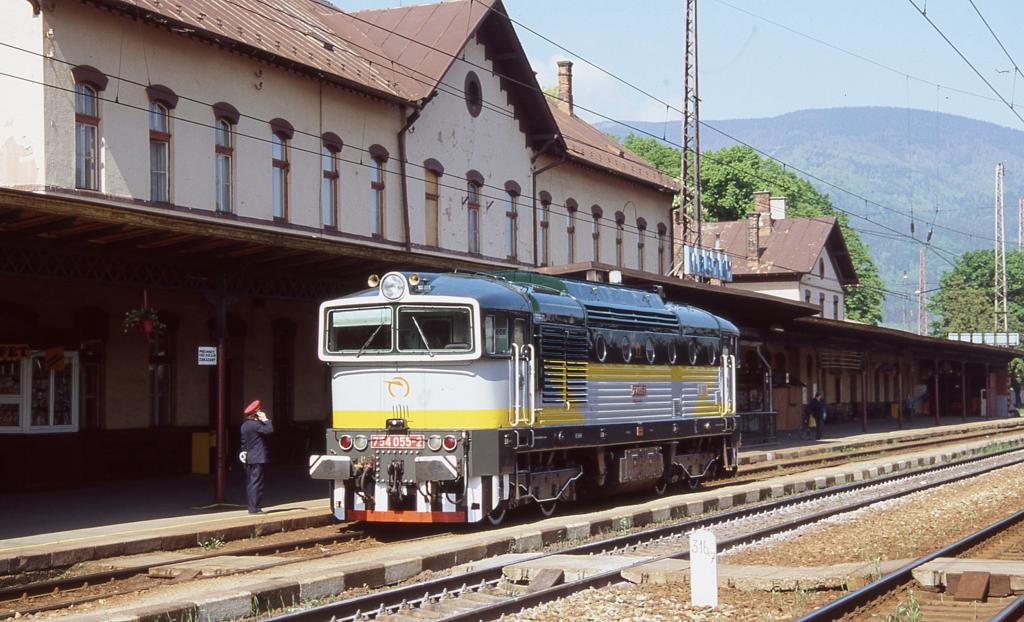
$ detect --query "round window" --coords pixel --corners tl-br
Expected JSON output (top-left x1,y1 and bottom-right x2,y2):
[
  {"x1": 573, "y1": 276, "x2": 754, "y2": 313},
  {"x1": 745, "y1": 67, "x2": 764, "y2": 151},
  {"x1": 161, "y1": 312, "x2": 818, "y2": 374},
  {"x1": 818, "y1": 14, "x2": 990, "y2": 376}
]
[
  {"x1": 464, "y1": 71, "x2": 482, "y2": 117},
  {"x1": 621, "y1": 338, "x2": 633, "y2": 363},
  {"x1": 688, "y1": 340, "x2": 698, "y2": 365},
  {"x1": 595, "y1": 334, "x2": 608, "y2": 363},
  {"x1": 644, "y1": 340, "x2": 656, "y2": 364},
  {"x1": 708, "y1": 343, "x2": 719, "y2": 365},
  {"x1": 667, "y1": 342, "x2": 678, "y2": 365}
]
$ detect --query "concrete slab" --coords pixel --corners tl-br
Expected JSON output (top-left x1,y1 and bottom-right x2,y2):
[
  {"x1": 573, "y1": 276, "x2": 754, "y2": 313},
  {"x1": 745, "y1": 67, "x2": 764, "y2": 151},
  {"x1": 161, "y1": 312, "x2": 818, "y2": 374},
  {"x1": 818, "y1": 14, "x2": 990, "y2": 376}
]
[
  {"x1": 621, "y1": 559, "x2": 909, "y2": 591},
  {"x1": 528, "y1": 568, "x2": 565, "y2": 592},
  {"x1": 148, "y1": 554, "x2": 288, "y2": 578},
  {"x1": 914, "y1": 558, "x2": 1024, "y2": 592},
  {"x1": 953, "y1": 571, "x2": 989, "y2": 602},
  {"x1": 82, "y1": 551, "x2": 191, "y2": 571},
  {"x1": 504, "y1": 554, "x2": 650, "y2": 583}
]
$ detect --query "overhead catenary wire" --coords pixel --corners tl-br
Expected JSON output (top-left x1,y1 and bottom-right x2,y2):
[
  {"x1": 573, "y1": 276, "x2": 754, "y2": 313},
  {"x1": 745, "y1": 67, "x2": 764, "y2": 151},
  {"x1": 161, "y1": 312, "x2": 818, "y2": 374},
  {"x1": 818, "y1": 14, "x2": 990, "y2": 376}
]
[
  {"x1": 907, "y1": 0, "x2": 1024, "y2": 127},
  {"x1": 233, "y1": 0, "x2": 988, "y2": 252}
]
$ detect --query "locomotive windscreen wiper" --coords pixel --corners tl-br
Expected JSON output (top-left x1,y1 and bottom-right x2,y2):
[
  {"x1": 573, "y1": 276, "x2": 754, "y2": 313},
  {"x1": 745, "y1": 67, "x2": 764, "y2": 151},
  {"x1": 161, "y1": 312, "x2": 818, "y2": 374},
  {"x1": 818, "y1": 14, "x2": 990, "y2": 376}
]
[
  {"x1": 356, "y1": 323, "x2": 385, "y2": 357},
  {"x1": 410, "y1": 316, "x2": 434, "y2": 357}
]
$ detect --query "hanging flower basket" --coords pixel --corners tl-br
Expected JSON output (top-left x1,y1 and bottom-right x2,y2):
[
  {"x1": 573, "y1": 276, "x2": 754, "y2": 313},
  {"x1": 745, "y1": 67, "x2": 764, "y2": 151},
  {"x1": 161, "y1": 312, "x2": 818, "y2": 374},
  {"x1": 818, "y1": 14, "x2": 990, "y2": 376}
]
[{"x1": 123, "y1": 308, "x2": 166, "y2": 335}]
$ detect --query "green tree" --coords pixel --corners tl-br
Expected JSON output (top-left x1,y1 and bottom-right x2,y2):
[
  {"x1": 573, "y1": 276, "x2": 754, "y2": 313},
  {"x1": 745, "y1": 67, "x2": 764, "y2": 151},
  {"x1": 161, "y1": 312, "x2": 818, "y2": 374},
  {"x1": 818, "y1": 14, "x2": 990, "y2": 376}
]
[
  {"x1": 929, "y1": 249, "x2": 1024, "y2": 406},
  {"x1": 623, "y1": 137, "x2": 885, "y2": 324}
]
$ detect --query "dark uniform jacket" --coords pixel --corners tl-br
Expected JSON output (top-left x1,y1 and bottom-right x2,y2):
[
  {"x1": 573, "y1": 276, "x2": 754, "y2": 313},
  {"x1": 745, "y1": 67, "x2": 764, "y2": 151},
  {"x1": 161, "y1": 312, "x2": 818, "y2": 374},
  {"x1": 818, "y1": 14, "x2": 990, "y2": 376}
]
[{"x1": 241, "y1": 418, "x2": 274, "y2": 464}]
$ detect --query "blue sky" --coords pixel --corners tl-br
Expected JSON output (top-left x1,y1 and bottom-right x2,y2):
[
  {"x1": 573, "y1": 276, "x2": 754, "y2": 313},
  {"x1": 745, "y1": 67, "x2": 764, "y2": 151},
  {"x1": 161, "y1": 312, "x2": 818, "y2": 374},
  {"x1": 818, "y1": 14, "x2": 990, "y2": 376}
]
[{"x1": 337, "y1": 0, "x2": 1024, "y2": 130}]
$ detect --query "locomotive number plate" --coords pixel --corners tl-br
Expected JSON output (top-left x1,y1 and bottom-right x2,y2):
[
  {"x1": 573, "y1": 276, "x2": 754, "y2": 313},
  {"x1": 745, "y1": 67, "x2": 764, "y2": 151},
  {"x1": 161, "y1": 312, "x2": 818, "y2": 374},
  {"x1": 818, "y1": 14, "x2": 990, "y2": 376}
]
[{"x1": 370, "y1": 434, "x2": 425, "y2": 450}]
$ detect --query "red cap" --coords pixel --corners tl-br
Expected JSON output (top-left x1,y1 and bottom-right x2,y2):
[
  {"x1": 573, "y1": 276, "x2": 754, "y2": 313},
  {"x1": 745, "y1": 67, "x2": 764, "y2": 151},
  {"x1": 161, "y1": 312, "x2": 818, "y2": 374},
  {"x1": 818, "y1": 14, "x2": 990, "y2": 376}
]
[{"x1": 244, "y1": 399, "x2": 261, "y2": 415}]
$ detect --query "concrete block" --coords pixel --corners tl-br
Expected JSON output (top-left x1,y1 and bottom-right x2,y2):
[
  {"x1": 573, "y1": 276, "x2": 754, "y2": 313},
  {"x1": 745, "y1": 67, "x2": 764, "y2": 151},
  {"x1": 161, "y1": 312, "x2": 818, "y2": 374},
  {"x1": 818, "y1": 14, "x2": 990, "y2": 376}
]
[
  {"x1": 511, "y1": 531, "x2": 543, "y2": 553},
  {"x1": 769, "y1": 484, "x2": 784, "y2": 499},
  {"x1": 338, "y1": 562, "x2": 386, "y2": 588},
  {"x1": 744, "y1": 490, "x2": 759, "y2": 504},
  {"x1": 296, "y1": 572, "x2": 345, "y2": 601},
  {"x1": 150, "y1": 555, "x2": 287, "y2": 578},
  {"x1": 133, "y1": 602, "x2": 199, "y2": 622},
  {"x1": 650, "y1": 506, "x2": 672, "y2": 523},
  {"x1": 564, "y1": 521, "x2": 591, "y2": 541},
  {"x1": 621, "y1": 558, "x2": 691, "y2": 584},
  {"x1": 631, "y1": 510, "x2": 653, "y2": 528},
  {"x1": 50, "y1": 545, "x2": 96, "y2": 568},
  {"x1": 913, "y1": 558, "x2": 1024, "y2": 592},
  {"x1": 953, "y1": 571, "x2": 989, "y2": 602},
  {"x1": 384, "y1": 557, "x2": 422, "y2": 584},
  {"x1": 814, "y1": 476, "x2": 827, "y2": 489},
  {"x1": 716, "y1": 495, "x2": 733, "y2": 510},
  {"x1": 685, "y1": 500, "x2": 703, "y2": 516},
  {"x1": 541, "y1": 526, "x2": 567, "y2": 545},
  {"x1": 422, "y1": 541, "x2": 488, "y2": 571},
  {"x1": 194, "y1": 589, "x2": 254, "y2": 622},
  {"x1": 251, "y1": 579, "x2": 301, "y2": 613},
  {"x1": 528, "y1": 568, "x2": 564, "y2": 592},
  {"x1": 505, "y1": 554, "x2": 649, "y2": 583}
]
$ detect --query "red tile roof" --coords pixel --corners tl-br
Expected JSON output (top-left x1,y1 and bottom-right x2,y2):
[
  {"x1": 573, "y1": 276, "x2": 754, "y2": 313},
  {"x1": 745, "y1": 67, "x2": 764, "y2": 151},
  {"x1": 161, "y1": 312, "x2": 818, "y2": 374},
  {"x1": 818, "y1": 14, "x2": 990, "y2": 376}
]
[{"x1": 702, "y1": 216, "x2": 858, "y2": 284}]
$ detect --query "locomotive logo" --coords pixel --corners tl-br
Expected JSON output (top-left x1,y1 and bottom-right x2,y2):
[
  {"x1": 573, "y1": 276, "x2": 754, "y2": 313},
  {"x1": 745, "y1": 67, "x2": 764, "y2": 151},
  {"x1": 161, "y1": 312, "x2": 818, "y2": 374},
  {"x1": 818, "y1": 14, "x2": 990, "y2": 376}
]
[
  {"x1": 630, "y1": 384, "x2": 648, "y2": 401},
  {"x1": 385, "y1": 376, "x2": 411, "y2": 398}
]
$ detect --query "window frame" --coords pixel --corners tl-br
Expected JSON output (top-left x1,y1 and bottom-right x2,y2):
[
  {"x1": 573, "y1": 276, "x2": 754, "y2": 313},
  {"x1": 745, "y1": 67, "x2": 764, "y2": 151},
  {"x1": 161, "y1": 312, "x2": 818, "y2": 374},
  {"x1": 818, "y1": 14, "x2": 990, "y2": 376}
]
[
  {"x1": 214, "y1": 117, "x2": 234, "y2": 213},
  {"x1": 322, "y1": 144, "x2": 340, "y2": 229},
  {"x1": 272, "y1": 132, "x2": 290, "y2": 221},
  {"x1": 371, "y1": 157, "x2": 386, "y2": 238},
  {"x1": 657, "y1": 227, "x2": 666, "y2": 274},
  {"x1": 74, "y1": 82, "x2": 100, "y2": 191},
  {"x1": 615, "y1": 222, "x2": 625, "y2": 266},
  {"x1": 425, "y1": 170, "x2": 440, "y2": 246},
  {"x1": 539, "y1": 196, "x2": 551, "y2": 267},
  {"x1": 0, "y1": 352, "x2": 81, "y2": 434},
  {"x1": 504, "y1": 189, "x2": 518, "y2": 260},
  {"x1": 566, "y1": 201, "x2": 578, "y2": 263},
  {"x1": 467, "y1": 180, "x2": 481, "y2": 254},
  {"x1": 149, "y1": 101, "x2": 171, "y2": 203}
]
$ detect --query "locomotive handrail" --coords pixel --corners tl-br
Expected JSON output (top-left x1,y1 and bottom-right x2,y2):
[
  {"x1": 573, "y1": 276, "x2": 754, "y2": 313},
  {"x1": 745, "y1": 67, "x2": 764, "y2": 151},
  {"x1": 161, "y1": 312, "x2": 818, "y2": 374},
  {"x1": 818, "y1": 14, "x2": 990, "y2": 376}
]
[
  {"x1": 730, "y1": 354, "x2": 737, "y2": 415},
  {"x1": 524, "y1": 344, "x2": 537, "y2": 425},
  {"x1": 511, "y1": 343, "x2": 521, "y2": 426}
]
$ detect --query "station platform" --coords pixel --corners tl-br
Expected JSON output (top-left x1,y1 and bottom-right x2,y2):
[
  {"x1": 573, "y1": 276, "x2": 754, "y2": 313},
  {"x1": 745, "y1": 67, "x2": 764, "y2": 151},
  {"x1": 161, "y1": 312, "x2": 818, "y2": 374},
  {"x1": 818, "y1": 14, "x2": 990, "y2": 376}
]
[{"x1": 2, "y1": 416, "x2": 1022, "y2": 575}]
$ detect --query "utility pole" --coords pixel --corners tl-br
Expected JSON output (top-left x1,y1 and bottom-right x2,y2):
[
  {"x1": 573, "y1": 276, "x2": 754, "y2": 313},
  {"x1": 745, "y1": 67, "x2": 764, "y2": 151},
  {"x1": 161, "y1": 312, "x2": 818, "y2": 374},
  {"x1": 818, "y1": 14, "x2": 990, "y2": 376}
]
[
  {"x1": 671, "y1": 0, "x2": 701, "y2": 277},
  {"x1": 917, "y1": 246, "x2": 927, "y2": 335},
  {"x1": 1018, "y1": 196, "x2": 1023, "y2": 249},
  {"x1": 995, "y1": 162, "x2": 1009, "y2": 331}
]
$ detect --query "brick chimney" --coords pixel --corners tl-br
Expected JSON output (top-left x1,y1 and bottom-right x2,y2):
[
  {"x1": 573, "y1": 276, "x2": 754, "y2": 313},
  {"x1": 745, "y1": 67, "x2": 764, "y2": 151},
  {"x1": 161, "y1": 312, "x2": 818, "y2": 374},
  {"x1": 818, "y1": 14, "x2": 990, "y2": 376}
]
[
  {"x1": 747, "y1": 212, "x2": 760, "y2": 263},
  {"x1": 753, "y1": 190, "x2": 771, "y2": 225},
  {"x1": 557, "y1": 60, "x2": 574, "y2": 116}
]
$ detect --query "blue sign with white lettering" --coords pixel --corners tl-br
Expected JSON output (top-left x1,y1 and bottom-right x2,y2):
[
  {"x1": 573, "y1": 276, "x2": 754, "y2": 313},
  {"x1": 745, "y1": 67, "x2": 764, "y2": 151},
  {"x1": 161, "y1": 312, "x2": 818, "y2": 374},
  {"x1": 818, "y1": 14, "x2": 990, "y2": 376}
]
[{"x1": 682, "y1": 246, "x2": 733, "y2": 281}]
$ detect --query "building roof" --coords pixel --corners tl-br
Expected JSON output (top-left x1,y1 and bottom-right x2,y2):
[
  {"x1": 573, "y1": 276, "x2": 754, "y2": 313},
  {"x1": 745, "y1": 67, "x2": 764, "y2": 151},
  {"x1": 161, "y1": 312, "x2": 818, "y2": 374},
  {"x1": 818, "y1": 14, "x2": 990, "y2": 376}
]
[
  {"x1": 93, "y1": 0, "x2": 671, "y2": 190},
  {"x1": 702, "y1": 216, "x2": 858, "y2": 284},
  {"x1": 547, "y1": 102, "x2": 680, "y2": 192},
  {"x1": 96, "y1": 0, "x2": 407, "y2": 101}
]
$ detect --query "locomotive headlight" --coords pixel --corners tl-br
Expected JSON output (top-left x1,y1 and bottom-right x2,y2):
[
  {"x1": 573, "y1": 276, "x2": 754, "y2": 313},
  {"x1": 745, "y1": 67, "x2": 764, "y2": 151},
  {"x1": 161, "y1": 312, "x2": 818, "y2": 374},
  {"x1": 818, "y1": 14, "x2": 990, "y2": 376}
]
[
  {"x1": 353, "y1": 435, "x2": 368, "y2": 451},
  {"x1": 380, "y1": 273, "x2": 407, "y2": 300},
  {"x1": 427, "y1": 435, "x2": 443, "y2": 451}
]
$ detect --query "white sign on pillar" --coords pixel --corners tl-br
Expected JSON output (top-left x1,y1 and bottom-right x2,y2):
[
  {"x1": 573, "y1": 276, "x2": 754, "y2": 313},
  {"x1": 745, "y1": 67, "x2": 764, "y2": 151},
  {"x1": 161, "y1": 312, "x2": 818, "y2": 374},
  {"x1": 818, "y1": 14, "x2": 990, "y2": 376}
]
[{"x1": 689, "y1": 529, "x2": 718, "y2": 607}]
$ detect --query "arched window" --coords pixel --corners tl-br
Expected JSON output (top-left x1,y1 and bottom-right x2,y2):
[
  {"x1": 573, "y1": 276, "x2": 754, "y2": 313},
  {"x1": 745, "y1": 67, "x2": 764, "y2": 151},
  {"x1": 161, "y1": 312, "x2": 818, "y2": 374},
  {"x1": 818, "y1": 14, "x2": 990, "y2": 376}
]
[
  {"x1": 146, "y1": 85, "x2": 177, "y2": 203},
  {"x1": 370, "y1": 145, "x2": 390, "y2": 238},
  {"x1": 614, "y1": 211, "x2": 626, "y2": 267},
  {"x1": 322, "y1": 133, "x2": 342, "y2": 228},
  {"x1": 591, "y1": 205, "x2": 602, "y2": 262},
  {"x1": 505, "y1": 181, "x2": 521, "y2": 260},
  {"x1": 214, "y1": 117, "x2": 234, "y2": 212},
  {"x1": 423, "y1": 159, "x2": 443, "y2": 246},
  {"x1": 636, "y1": 218, "x2": 648, "y2": 271},
  {"x1": 466, "y1": 170, "x2": 483, "y2": 254},
  {"x1": 74, "y1": 82, "x2": 100, "y2": 190},
  {"x1": 566, "y1": 198, "x2": 578, "y2": 263},
  {"x1": 657, "y1": 223, "x2": 667, "y2": 274},
  {"x1": 819, "y1": 258, "x2": 825, "y2": 278},
  {"x1": 539, "y1": 191, "x2": 552, "y2": 266},
  {"x1": 270, "y1": 118, "x2": 293, "y2": 221}
]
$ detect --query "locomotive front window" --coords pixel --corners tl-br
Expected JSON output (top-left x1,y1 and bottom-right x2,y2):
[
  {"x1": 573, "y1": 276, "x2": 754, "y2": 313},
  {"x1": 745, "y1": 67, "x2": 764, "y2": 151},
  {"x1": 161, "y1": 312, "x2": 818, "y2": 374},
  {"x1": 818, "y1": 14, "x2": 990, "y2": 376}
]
[
  {"x1": 326, "y1": 307, "x2": 392, "y2": 354},
  {"x1": 398, "y1": 306, "x2": 473, "y2": 353}
]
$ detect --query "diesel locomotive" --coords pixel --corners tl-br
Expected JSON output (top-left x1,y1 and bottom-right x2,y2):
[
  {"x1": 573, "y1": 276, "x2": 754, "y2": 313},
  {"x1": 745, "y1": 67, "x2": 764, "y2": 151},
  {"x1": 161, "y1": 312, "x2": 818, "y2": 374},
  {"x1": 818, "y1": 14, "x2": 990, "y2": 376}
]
[{"x1": 309, "y1": 270, "x2": 740, "y2": 524}]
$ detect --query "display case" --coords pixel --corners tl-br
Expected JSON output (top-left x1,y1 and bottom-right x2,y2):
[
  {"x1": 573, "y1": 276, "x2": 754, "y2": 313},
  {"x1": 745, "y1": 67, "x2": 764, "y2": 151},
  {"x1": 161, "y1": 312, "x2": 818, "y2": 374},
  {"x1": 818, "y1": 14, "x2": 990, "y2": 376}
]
[{"x1": 0, "y1": 351, "x2": 78, "y2": 433}]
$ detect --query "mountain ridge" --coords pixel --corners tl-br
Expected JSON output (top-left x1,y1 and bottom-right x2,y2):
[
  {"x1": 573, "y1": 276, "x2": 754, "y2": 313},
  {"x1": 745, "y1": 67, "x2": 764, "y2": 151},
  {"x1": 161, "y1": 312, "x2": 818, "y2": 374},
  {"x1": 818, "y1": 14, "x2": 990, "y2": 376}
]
[{"x1": 596, "y1": 107, "x2": 1024, "y2": 327}]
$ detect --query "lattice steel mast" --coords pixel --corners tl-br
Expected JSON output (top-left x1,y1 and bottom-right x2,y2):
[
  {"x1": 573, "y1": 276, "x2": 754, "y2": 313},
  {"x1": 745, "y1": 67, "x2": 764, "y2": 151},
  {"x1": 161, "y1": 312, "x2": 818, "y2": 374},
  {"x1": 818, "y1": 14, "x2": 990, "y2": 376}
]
[
  {"x1": 1018, "y1": 196, "x2": 1023, "y2": 249},
  {"x1": 995, "y1": 162, "x2": 1009, "y2": 331},
  {"x1": 918, "y1": 246, "x2": 927, "y2": 335},
  {"x1": 671, "y1": 0, "x2": 701, "y2": 275}
]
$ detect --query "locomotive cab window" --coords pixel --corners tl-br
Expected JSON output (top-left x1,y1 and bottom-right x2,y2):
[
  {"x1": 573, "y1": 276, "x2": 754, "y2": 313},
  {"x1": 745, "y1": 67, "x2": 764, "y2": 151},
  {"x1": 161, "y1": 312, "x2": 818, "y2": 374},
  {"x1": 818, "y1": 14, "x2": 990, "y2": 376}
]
[
  {"x1": 398, "y1": 306, "x2": 472, "y2": 353},
  {"x1": 326, "y1": 307, "x2": 392, "y2": 354}
]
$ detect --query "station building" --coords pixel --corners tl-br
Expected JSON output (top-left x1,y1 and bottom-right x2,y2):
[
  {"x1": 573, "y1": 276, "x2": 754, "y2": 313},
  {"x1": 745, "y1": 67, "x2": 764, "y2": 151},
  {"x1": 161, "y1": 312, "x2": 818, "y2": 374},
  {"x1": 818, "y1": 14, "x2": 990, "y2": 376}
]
[
  {"x1": 0, "y1": 0, "x2": 676, "y2": 490},
  {"x1": 0, "y1": 0, "x2": 1015, "y2": 495}
]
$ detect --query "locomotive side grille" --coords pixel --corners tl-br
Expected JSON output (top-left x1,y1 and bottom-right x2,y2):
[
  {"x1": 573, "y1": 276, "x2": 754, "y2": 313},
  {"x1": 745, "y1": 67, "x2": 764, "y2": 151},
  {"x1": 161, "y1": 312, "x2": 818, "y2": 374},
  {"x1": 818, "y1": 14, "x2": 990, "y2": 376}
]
[
  {"x1": 583, "y1": 304, "x2": 679, "y2": 332},
  {"x1": 539, "y1": 324, "x2": 589, "y2": 404}
]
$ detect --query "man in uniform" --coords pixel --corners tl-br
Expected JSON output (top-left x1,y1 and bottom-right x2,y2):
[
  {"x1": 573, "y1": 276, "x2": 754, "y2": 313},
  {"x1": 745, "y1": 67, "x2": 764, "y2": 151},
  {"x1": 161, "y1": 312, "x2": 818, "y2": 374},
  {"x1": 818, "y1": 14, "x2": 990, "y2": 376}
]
[{"x1": 240, "y1": 399, "x2": 273, "y2": 514}]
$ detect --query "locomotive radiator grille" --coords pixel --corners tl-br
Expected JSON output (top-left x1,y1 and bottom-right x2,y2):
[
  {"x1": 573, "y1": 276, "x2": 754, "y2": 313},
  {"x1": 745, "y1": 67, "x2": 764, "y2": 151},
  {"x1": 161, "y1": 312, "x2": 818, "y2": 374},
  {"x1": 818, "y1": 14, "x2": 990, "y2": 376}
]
[{"x1": 539, "y1": 324, "x2": 589, "y2": 405}]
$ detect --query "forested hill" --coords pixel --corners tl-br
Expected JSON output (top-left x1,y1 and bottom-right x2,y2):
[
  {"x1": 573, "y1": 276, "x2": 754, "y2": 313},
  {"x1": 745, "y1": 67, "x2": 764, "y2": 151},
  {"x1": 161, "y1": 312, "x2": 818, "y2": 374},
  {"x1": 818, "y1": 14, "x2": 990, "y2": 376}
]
[{"x1": 596, "y1": 107, "x2": 1024, "y2": 328}]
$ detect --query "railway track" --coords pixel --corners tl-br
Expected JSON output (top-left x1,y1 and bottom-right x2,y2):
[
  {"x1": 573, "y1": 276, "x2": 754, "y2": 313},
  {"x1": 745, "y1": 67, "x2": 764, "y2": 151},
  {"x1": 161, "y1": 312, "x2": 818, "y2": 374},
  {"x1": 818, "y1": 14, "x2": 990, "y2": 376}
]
[
  {"x1": 796, "y1": 505, "x2": 1024, "y2": 621},
  {"x1": 0, "y1": 530, "x2": 369, "y2": 620},
  {"x1": 263, "y1": 444, "x2": 1024, "y2": 622}
]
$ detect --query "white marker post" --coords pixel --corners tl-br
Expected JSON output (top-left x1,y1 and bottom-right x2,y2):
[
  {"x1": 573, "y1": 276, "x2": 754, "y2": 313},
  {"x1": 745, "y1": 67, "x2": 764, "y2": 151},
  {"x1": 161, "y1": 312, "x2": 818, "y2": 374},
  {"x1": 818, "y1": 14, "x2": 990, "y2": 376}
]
[{"x1": 689, "y1": 529, "x2": 718, "y2": 608}]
